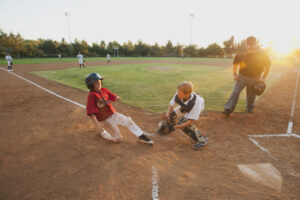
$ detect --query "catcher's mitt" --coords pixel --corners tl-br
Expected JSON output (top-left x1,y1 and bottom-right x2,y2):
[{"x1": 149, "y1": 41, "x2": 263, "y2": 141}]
[
  {"x1": 156, "y1": 119, "x2": 174, "y2": 135},
  {"x1": 254, "y1": 80, "x2": 266, "y2": 96}
]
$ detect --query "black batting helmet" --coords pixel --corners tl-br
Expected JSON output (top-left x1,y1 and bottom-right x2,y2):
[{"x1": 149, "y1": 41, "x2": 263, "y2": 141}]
[{"x1": 85, "y1": 72, "x2": 104, "y2": 91}]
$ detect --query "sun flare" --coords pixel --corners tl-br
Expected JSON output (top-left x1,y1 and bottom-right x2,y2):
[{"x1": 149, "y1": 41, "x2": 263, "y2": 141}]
[{"x1": 267, "y1": 38, "x2": 299, "y2": 57}]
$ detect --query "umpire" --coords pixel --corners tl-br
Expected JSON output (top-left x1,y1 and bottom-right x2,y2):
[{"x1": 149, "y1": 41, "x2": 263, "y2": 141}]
[{"x1": 223, "y1": 36, "x2": 271, "y2": 116}]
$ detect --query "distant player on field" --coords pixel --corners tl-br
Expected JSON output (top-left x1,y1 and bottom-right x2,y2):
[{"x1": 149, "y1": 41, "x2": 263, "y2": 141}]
[
  {"x1": 5, "y1": 53, "x2": 13, "y2": 71},
  {"x1": 77, "y1": 52, "x2": 85, "y2": 68},
  {"x1": 106, "y1": 53, "x2": 111, "y2": 63}
]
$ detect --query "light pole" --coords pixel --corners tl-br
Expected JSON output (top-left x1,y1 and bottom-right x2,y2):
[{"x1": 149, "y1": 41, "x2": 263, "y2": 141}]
[
  {"x1": 189, "y1": 13, "x2": 194, "y2": 45},
  {"x1": 65, "y1": 12, "x2": 72, "y2": 55}
]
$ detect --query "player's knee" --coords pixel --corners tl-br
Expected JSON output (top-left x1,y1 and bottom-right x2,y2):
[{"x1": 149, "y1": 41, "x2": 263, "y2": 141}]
[{"x1": 126, "y1": 117, "x2": 135, "y2": 126}]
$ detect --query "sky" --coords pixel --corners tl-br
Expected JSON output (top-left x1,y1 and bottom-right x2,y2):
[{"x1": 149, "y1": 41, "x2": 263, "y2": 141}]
[{"x1": 1, "y1": 0, "x2": 300, "y2": 54}]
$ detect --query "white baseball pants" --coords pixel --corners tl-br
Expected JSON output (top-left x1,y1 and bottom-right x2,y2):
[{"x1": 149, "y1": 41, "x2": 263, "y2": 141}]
[{"x1": 101, "y1": 112, "x2": 144, "y2": 140}]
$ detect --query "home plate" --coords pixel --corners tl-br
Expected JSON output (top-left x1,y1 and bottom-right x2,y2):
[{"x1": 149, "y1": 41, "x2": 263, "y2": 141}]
[{"x1": 237, "y1": 163, "x2": 282, "y2": 192}]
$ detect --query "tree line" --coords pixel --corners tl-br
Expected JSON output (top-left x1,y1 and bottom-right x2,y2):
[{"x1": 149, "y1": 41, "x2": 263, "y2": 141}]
[{"x1": 0, "y1": 29, "x2": 282, "y2": 58}]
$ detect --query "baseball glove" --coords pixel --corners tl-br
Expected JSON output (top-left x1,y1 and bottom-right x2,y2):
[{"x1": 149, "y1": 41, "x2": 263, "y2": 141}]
[
  {"x1": 254, "y1": 80, "x2": 266, "y2": 96},
  {"x1": 156, "y1": 119, "x2": 174, "y2": 135}
]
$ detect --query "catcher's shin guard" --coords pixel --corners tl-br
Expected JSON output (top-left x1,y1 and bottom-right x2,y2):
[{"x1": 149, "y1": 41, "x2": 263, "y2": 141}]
[{"x1": 180, "y1": 118, "x2": 206, "y2": 143}]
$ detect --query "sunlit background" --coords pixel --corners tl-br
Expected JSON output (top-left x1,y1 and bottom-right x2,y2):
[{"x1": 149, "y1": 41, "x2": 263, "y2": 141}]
[{"x1": 0, "y1": 0, "x2": 299, "y2": 57}]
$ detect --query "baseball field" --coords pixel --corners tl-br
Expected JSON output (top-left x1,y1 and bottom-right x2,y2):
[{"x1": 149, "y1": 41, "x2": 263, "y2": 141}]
[{"x1": 1, "y1": 57, "x2": 300, "y2": 199}]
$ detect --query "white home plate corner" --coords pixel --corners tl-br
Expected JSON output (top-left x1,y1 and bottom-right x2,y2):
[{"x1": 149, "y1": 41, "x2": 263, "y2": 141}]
[{"x1": 238, "y1": 163, "x2": 282, "y2": 192}]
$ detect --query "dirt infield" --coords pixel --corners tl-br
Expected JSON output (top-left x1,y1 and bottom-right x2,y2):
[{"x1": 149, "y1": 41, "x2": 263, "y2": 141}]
[{"x1": 0, "y1": 60, "x2": 300, "y2": 200}]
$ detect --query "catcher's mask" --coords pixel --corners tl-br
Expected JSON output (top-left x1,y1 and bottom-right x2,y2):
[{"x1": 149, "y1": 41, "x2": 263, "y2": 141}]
[
  {"x1": 85, "y1": 72, "x2": 104, "y2": 91},
  {"x1": 254, "y1": 80, "x2": 266, "y2": 96}
]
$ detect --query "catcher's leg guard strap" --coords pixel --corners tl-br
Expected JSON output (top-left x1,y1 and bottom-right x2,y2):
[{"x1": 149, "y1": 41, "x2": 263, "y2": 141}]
[{"x1": 183, "y1": 126, "x2": 206, "y2": 142}]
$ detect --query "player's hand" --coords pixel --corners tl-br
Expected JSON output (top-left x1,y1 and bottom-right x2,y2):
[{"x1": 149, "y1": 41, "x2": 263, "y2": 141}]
[{"x1": 116, "y1": 96, "x2": 122, "y2": 101}]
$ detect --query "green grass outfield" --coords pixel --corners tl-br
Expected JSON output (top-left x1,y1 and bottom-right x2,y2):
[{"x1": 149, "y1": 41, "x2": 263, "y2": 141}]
[
  {"x1": 0, "y1": 57, "x2": 232, "y2": 65},
  {"x1": 0, "y1": 56, "x2": 296, "y2": 66},
  {"x1": 31, "y1": 63, "x2": 284, "y2": 113}
]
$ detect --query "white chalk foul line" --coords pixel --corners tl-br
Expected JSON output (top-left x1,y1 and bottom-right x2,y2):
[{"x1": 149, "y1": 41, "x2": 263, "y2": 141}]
[
  {"x1": 1, "y1": 67, "x2": 159, "y2": 199},
  {"x1": 248, "y1": 137, "x2": 277, "y2": 161},
  {"x1": 152, "y1": 166, "x2": 159, "y2": 200},
  {"x1": 248, "y1": 64, "x2": 300, "y2": 159},
  {"x1": 287, "y1": 121, "x2": 293, "y2": 135},
  {"x1": 0, "y1": 67, "x2": 86, "y2": 109},
  {"x1": 287, "y1": 64, "x2": 300, "y2": 134}
]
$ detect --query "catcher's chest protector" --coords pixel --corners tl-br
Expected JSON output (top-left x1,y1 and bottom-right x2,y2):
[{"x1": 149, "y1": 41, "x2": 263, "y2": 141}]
[{"x1": 174, "y1": 94, "x2": 197, "y2": 113}]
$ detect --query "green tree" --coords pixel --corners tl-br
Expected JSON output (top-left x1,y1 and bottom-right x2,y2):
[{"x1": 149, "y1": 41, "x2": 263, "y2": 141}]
[
  {"x1": 134, "y1": 40, "x2": 150, "y2": 56},
  {"x1": 57, "y1": 38, "x2": 71, "y2": 56},
  {"x1": 174, "y1": 43, "x2": 184, "y2": 57},
  {"x1": 198, "y1": 47, "x2": 206, "y2": 57},
  {"x1": 122, "y1": 41, "x2": 135, "y2": 56},
  {"x1": 0, "y1": 29, "x2": 9, "y2": 56},
  {"x1": 205, "y1": 43, "x2": 224, "y2": 57},
  {"x1": 150, "y1": 43, "x2": 162, "y2": 57},
  {"x1": 183, "y1": 44, "x2": 198, "y2": 57},
  {"x1": 38, "y1": 39, "x2": 59, "y2": 56},
  {"x1": 164, "y1": 40, "x2": 174, "y2": 57},
  {"x1": 22, "y1": 40, "x2": 40, "y2": 57},
  {"x1": 72, "y1": 39, "x2": 90, "y2": 55},
  {"x1": 223, "y1": 36, "x2": 235, "y2": 58}
]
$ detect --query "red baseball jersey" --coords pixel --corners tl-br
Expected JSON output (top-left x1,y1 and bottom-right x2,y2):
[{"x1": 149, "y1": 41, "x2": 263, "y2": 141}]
[{"x1": 86, "y1": 88, "x2": 117, "y2": 121}]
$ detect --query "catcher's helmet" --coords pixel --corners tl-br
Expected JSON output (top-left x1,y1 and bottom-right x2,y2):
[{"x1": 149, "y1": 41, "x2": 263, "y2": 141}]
[
  {"x1": 85, "y1": 72, "x2": 104, "y2": 90},
  {"x1": 254, "y1": 80, "x2": 266, "y2": 96}
]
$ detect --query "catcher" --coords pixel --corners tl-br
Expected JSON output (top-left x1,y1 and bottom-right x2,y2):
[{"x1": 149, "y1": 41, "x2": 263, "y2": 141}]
[
  {"x1": 223, "y1": 36, "x2": 271, "y2": 115},
  {"x1": 157, "y1": 81, "x2": 207, "y2": 150}
]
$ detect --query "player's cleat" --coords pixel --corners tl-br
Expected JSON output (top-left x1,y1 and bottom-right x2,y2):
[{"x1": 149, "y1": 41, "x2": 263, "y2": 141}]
[
  {"x1": 193, "y1": 140, "x2": 207, "y2": 150},
  {"x1": 139, "y1": 134, "x2": 154, "y2": 145},
  {"x1": 193, "y1": 137, "x2": 207, "y2": 150}
]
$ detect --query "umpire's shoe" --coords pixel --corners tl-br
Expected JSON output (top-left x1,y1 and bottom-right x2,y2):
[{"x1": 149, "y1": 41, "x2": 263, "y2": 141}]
[
  {"x1": 139, "y1": 134, "x2": 154, "y2": 145},
  {"x1": 223, "y1": 109, "x2": 231, "y2": 116}
]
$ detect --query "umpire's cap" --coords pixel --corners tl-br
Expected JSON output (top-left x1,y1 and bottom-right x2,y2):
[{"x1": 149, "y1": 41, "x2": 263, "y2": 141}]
[{"x1": 85, "y1": 72, "x2": 104, "y2": 90}]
